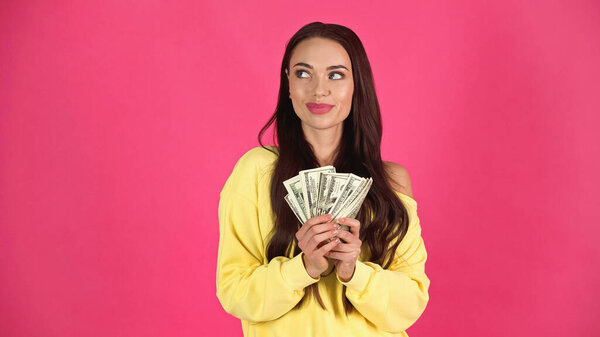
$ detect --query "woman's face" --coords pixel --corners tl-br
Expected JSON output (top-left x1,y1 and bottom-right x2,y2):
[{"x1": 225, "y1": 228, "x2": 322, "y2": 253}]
[{"x1": 285, "y1": 37, "x2": 354, "y2": 133}]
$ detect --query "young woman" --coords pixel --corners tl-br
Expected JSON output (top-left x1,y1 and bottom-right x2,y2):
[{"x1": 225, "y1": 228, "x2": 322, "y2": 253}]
[{"x1": 217, "y1": 22, "x2": 430, "y2": 336}]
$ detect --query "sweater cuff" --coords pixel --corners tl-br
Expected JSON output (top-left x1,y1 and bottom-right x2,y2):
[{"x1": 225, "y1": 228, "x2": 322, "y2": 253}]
[
  {"x1": 281, "y1": 252, "x2": 320, "y2": 291},
  {"x1": 337, "y1": 260, "x2": 372, "y2": 292}
]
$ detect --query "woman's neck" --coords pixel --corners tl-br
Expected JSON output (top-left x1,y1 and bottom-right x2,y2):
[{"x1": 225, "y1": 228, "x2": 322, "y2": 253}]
[{"x1": 301, "y1": 123, "x2": 343, "y2": 167}]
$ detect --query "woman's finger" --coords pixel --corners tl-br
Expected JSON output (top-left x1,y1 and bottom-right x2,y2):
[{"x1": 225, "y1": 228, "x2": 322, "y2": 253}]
[
  {"x1": 296, "y1": 214, "x2": 333, "y2": 242},
  {"x1": 301, "y1": 227, "x2": 337, "y2": 253},
  {"x1": 328, "y1": 241, "x2": 361, "y2": 253},
  {"x1": 338, "y1": 217, "x2": 360, "y2": 238},
  {"x1": 334, "y1": 228, "x2": 362, "y2": 245},
  {"x1": 316, "y1": 238, "x2": 340, "y2": 256},
  {"x1": 328, "y1": 245, "x2": 355, "y2": 253},
  {"x1": 325, "y1": 249, "x2": 360, "y2": 261}
]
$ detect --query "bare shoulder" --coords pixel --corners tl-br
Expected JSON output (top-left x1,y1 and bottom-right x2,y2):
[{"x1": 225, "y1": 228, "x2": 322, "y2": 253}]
[{"x1": 383, "y1": 161, "x2": 414, "y2": 198}]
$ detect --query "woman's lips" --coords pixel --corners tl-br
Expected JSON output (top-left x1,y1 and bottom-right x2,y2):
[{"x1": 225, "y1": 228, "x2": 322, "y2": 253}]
[{"x1": 306, "y1": 102, "x2": 334, "y2": 114}]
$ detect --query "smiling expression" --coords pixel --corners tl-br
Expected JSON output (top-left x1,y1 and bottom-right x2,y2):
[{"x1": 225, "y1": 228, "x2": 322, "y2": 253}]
[{"x1": 285, "y1": 37, "x2": 354, "y2": 132}]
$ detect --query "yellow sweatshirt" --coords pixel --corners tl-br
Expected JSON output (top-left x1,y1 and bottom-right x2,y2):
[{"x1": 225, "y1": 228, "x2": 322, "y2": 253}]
[{"x1": 216, "y1": 146, "x2": 430, "y2": 337}]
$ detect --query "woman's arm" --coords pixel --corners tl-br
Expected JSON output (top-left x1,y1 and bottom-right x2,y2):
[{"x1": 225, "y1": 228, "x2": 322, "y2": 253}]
[
  {"x1": 216, "y1": 190, "x2": 320, "y2": 323},
  {"x1": 338, "y1": 211, "x2": 430, "y2": 333},
  {"x1": 337, "y1": 163, "x2": 430, "y2": 333}
]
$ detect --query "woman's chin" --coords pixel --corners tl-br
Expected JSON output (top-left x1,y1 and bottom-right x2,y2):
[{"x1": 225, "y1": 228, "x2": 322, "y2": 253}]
[{"x1": 302, "y1": 121, "x2": 344, "y2": 132}]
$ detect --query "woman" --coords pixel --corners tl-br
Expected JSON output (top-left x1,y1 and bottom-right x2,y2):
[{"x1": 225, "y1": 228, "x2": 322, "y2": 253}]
[{"x1": 217, "y1": 22, "x2": 430, "y2": 336}]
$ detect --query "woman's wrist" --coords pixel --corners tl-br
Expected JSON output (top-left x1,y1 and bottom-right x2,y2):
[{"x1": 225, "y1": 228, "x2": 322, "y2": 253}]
[
  {"x1": 337, "y1": 264, "x2": 356, "y2": 282},
  {"x1": 301, "y1": 253, "x2": 320, "y2": 279}
]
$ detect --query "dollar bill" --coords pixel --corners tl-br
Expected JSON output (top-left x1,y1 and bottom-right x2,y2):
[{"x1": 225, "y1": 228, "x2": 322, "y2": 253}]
[
  {"x1": 328, "y1": 177, "x2": 372, "y2": 237},
  {"x1": 283, "y1": 175, "x2": 309, "y2": 221},
  {"x1": 327, "y1": 174, "x2": 365, "y2": 219},
  {"x1": 299, "y1": 166, "x2": 335, "y2": 218},
  {"x1": 339, "y1": 177, "x2": 371, "y2": 215},
  {"x1": 336, "y1": 177, "x2": 373, "y2": 220},
  {"x1": 285, "y1": 193, "x2": 306, "y2": 224},
  {"x1": 283, "y1": 167, "x2": 372, "y2": 234},
  {"x1": 317, "y1": 172, "x2": 350, "y2": 215}
]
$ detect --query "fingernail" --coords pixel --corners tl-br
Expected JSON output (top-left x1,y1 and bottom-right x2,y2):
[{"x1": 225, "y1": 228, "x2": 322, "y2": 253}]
[
  {"x1": 333, "y1": 224, "x2": 339, "y2": 229},
  {"x1": 333, "y1": 230, "x2": 338, "y2": 234},
  {"x1": 339, "y1": 218, "x2": 345, "y2": 223}
]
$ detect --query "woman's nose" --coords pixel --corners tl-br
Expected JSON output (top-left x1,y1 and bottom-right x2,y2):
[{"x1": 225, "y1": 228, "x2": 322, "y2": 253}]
[{"x1": 313, "y1": 75, "x2": 330, "y2": 97}]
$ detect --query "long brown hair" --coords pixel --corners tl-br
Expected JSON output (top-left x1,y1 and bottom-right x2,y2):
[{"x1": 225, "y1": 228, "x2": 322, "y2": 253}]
[{"x1": 258, "y1": 22, "x2": 410, "y2": 317}]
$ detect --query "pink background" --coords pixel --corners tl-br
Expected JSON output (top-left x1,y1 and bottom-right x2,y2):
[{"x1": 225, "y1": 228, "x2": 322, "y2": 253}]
[{"x1": 1, "y1": 1, "x2": 599, "y2": 336}]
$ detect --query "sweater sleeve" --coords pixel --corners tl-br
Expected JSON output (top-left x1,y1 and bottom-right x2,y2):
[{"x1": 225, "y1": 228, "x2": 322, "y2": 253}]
[
  {"x1": 337, "y1": 199, "x2": 430, "y2": 333},
  {"x1": 216, "y1": 155, "x2": 320, "y2": 322}
]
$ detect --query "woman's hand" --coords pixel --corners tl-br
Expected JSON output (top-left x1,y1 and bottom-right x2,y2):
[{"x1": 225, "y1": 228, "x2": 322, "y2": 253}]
[
  {"x1": 296, "y1": 214, "x2": 341, "y2": 279},
  {"x1": 324, "y1": 217, "x2": 362, "y2": 282}
]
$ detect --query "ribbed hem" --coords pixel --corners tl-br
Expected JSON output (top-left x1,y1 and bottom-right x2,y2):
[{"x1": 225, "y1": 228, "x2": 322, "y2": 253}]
[
  {"x1": 337, "y1": 260, "x2": 371, "y2": 292},
  {"x1": 281, "y1": 252, "x2": 320, "y2": 291}
]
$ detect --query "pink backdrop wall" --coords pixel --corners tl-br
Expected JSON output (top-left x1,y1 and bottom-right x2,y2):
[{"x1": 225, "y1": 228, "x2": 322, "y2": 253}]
[{"x1": 1, "y1": 1, "x2": 599, "y2": 336}]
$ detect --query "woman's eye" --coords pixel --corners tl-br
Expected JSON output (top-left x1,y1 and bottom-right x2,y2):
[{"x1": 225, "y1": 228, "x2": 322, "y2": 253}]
[
  {"x1": 295, "y1": 70, "x2": 344, "y2": 80},
  {"x1": 330, "y1": 72, "x2": 343, "y2": 80},
  {"x1": 295, "y1": 70, "x2": 309, "y2": 78}
]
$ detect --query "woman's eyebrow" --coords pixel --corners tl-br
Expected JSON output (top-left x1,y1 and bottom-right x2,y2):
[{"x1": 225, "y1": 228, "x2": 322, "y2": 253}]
[{"x1": 293, "y1": 62, "x2": 349, "y2": 71}]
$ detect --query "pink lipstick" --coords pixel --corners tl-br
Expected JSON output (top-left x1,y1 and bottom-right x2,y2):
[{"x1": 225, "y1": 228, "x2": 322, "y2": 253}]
[{"x1": 306, "y1": 102, "x2": 334, "y2": 114}]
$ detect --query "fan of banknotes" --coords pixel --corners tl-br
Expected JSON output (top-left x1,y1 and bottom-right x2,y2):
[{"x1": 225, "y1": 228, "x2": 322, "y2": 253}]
[{"x1": 283, "y1": 166, "x2": 373, "y2": 233}]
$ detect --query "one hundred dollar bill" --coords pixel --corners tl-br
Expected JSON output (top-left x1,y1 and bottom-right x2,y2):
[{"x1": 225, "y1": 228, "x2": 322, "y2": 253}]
[
  {"x1": 283, "y1": 175, "x2": 309, "y2": 221},
  {"x1": 336, "y1": 177, "x2": 373, "y2": 219},
  {"x1": 327, "y1": 174, "x2": 365, "y2": 219},
  {"x1": 285, "y1": 193, "x2": 306, "y2": 224},
  {"x1": 317, "y1": 172, "x2": 350, "y2": 216},
  {"x1": 283, "y1": 167, "x2": 372, "y2": 234},
  {"x1": 299, "y1": 166, "x2": 335, "y2": 218},
  {"x1": 338, "y1": 177, "x2": 371, "y2": 215}
]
